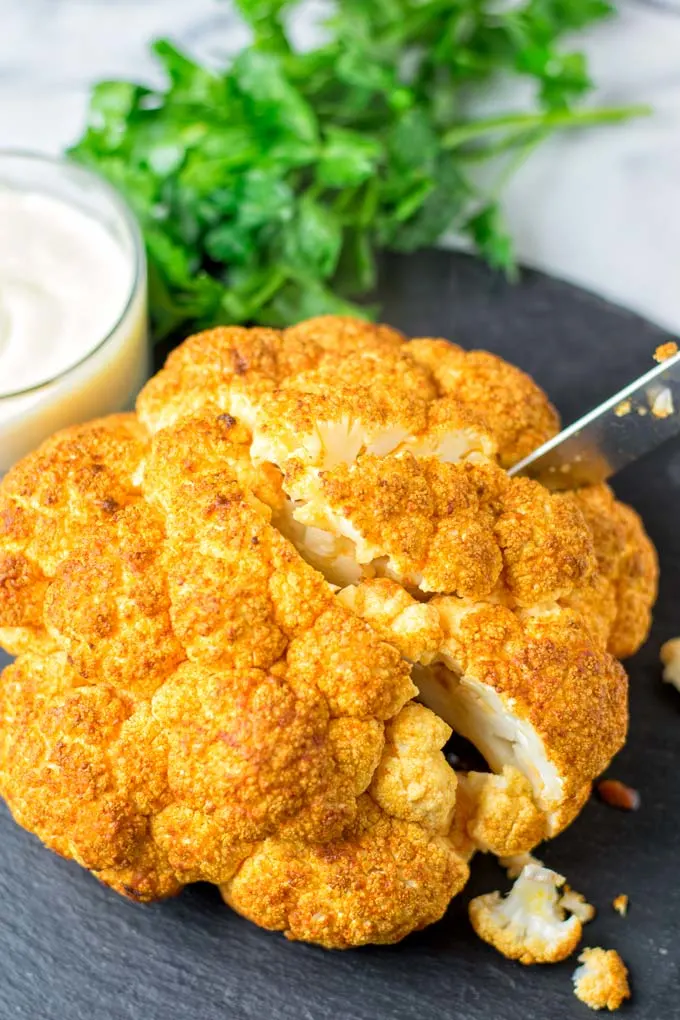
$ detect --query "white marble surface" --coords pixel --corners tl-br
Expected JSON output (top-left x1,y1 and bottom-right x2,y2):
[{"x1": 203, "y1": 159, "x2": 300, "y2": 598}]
[{"x1": 1, "y1": 0, "x2": 679, "y2": 333}]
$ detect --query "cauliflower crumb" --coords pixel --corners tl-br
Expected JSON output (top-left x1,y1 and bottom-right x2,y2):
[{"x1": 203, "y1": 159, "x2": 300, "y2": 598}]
[
  {"x1": 499, "y1": 851, "x2": 544, "y2": 880},
  {"x1": 613, "y1": 400, "x2": 631, "y2": 418},
  {"x1": 650, "y1": 387, "x2": 674, "y2": 419},
  {"x1": 612, "y1": 894, "x2": 628, "y2": 917},
  {"x1": 654, "y1": 341, "x2": 678, "y2": 363},
  {"x1": 468, "y1": 864, "x2": 584, "y2": 964},
  {"x1": 661, "y1": 637, "x2": 680, "y2": 692},
  {"x1": 573, "y1": 948, "x2": 631, "y2": 1011}
]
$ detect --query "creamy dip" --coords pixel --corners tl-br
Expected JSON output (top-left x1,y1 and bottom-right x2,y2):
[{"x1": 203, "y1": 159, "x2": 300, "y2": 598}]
[
  {"x1": 0, "y1": 168, "x2": 148, "y2": 474},
  {"x1": 0, "y1": 190, "x2": 134, "y2": 394}
]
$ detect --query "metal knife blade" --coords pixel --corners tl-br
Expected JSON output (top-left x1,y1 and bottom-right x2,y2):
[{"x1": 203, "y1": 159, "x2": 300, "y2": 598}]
[{"x1": 508, "y1": 350, "x2": 680, "y2": 490}]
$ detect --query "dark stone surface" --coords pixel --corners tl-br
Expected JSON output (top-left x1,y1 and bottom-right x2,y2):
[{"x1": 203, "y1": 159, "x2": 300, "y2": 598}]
[{"x1": 1, "y1": 251, "x2": 679, "y2": 1019}]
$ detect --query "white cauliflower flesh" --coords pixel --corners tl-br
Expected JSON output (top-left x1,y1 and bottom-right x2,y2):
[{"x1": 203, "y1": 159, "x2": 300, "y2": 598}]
[
  {"x1": 573, "y1": 948, "x2": 631, "y2": 1011},
  {"x1": 468, "y1": 864, "x2": 584, "y2": 964}
]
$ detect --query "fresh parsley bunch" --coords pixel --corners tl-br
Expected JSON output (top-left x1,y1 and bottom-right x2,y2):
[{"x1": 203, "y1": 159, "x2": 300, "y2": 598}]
[{"x1": 70, "y1": 0, "x2": 647, "y2": 339}]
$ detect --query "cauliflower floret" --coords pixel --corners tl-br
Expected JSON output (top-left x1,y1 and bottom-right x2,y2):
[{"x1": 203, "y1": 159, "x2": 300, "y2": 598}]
[
  {"x1": 282, "y1": 346, "x2": 439, "y2": 401},
  {"x1": 44, "y1": 503, "x2": 185, "y2": 697},
  {"x1": 469, "y1": 864, "x2": 583, "y2": 964},
  {"x1": 224, "y1": 795, "x2": 469, "y2": 949},
  {"x1": 661, "y1": 637, "x2": 680, "y2": 692},
  {"x1": 408, "y1": 338, "x2": 560, "y2": 467},
  {"x1": 370, "y1": 703, "x2": 457, "y2": 833},
  {"x1": 573, "y1": 948, "x2": 631, "y2": 1011},
  {"x1": 140, "y1": 413, "x2": 285, "y2": 513},
  {"x1": 341, "y1": 578, "x2": 626, "y2": 844},
  {"x1": 454, "y1": 766, "x2": 546, "y2": 857},
  {"x1": 562, "y1": 484, "x2": 658, "y2": 658},
  {"x1": 0, "y1": 414, "x2": 147, "y2": 656},
  {"x1": 337, "y1": 579, "x2": 442, "y2": 664},
  {"x1": 284, "y1": 315, "x2": 406, "y2": 358},
  {"x1": 136, "y1": 326, "x2": 322, "y2": 433}
]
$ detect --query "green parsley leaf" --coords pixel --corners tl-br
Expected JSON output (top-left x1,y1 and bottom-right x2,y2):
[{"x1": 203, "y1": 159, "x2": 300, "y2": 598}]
[{"x1": 70, "y1": 2, "x2": 649, "y2": 340}]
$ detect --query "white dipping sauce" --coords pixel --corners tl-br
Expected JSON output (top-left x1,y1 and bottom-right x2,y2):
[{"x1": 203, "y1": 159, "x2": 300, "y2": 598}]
[
  {"x1": 0, "y1": 177, "x2": 148, "y2": 473},
  {"x1": 0, "y1": 191, "x2": 133, "y2": 392}
]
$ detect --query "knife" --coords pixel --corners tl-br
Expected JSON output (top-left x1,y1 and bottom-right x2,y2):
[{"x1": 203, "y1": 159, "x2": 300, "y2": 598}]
[{"x1": 509, "y1": 349, "x2": 680, "y2": 490}]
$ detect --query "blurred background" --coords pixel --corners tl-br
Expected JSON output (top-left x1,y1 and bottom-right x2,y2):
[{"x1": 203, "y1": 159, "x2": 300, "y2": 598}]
[{"x1": 1, "y1": 0, "x2": 678, "y2": 332}]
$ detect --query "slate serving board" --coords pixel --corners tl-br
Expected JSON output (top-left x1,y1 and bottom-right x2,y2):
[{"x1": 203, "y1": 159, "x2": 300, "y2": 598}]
[{"x1": 2, "y1": 251, "x2": 679, "y2": 1020}]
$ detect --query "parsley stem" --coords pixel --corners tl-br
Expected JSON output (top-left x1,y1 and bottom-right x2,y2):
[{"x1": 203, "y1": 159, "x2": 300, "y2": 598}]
[{"x1": 441, "y1": 104, "x2": 652, "y2": 150}]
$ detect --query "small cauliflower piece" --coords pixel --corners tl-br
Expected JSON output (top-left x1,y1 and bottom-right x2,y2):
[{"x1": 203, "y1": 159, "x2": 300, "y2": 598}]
[
  {"x1": 661, "y1": 637, "x2": 680, "y2": 692},
  {"x1": 573, "y1": 948, "x2": 631, "y2": 1011},
  {"x1": 612, "y1": 894, "x2": 628, "y2": 917},
  {"x1": 469, "y1": 864, "x2": 583, "y2": 964},
  {"x1": 654, "y1": 341, "x2": 678, "y2": 363}
]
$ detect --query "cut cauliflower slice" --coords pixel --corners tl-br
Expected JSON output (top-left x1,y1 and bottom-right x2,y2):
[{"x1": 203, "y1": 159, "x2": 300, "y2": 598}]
[
  {"x1": 573, "y1": 948, "x2": 631, "y2": 1011},
  {"x1": 288, "y1": 456, "x2": 594, "y2": 601},
  {"x1": 414, "y1": 600, "x2": 627, "y2": 837},
  {"x1": 340, "y1": 580, "x2": 625, "y2": 845},
  {"x1": 250, "y1": 386, "x2": 429, "y2": 473},
  {"x1": 469, "y1": 864, "x2": 583, "y2": 964}
]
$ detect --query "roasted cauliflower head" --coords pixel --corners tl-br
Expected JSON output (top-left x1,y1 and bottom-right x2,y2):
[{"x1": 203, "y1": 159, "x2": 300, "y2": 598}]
[{"x1": 0, "y1": 316, "x2": 657, "y2": 949}]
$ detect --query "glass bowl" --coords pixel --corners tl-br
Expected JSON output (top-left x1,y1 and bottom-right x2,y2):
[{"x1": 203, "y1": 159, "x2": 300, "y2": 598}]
[{"x1": 0, "y1": 151, "x2": 148, "y2": 473}]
